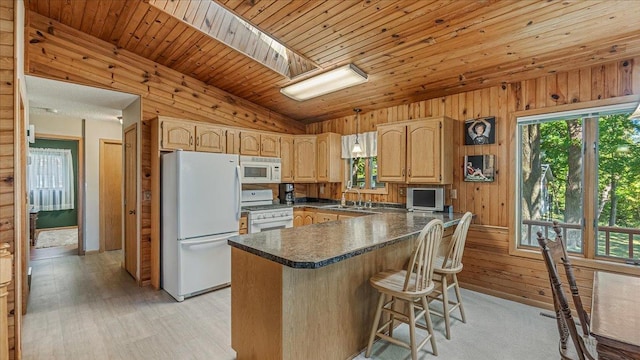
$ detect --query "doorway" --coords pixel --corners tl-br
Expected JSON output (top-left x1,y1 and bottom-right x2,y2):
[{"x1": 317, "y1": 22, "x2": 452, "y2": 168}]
[
  {"x1": 124, "y1": 124, "x2": 138, "y2": 279},
  {"x1": 99, "y1": 139, "x2": 123, "y2": 252},
  {"x1": 28, "y1": 135, "x2": 83, "y2": 261}
]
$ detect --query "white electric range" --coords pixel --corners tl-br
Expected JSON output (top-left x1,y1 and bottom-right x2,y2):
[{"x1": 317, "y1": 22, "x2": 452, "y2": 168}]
[{"x1": 241, "y1": 190, "x2": 294, "y2": 233}]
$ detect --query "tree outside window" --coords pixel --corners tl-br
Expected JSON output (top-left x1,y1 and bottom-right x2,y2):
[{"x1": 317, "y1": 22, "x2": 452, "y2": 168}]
[
  {"x1": 348, "y1": 157, "x2": 385, "y2": 190},
  {"x1": 518, "y1": 109, "x2": 640, "y2": 262}
]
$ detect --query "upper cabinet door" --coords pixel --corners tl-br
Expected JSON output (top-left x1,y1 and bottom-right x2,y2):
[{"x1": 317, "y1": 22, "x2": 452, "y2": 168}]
[
  {"x1": 377, "y1": 124, "x2": 406, "y2": 182},
  {"x1": 280, "y1": 135, "x2": 294, "y2": 182},
  {"x1": 240, "y1": 131, "x2": 261, "y2": 156},
  {"x1": 195, "y1": 125, "x2": 225, "y2": 153},
  {"x1": 161, "y1": 120, "x2": 195, "y2": 151},
  {"x1": 260, "y1": 134, "x2": 281, "y2": 157},
  {"x1": 407, "y1": 121, "x2": 440, "y2": 183},
  {"x1": 316, "y1": 133, "x2": 341, "y2": 183},
  {"x1": 226, "y1": 129, "x2": 240, "y2": 154},
  {"x1": 294, "y1": 136, "x2": 317, "y2": 183}
]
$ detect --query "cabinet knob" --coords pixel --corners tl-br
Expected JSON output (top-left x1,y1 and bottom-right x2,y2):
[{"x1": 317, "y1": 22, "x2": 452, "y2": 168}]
[{"x1": 129, "y1": 210, "x2": 136, "y2": 215}]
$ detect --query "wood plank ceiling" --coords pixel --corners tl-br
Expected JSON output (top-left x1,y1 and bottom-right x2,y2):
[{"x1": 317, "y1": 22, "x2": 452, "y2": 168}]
[{"x1": 27, "y1": 0, "x2": 640, "y2": 123}]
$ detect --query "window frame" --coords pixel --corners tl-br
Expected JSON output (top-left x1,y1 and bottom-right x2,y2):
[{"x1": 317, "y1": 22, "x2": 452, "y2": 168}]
[
  {"x1": 510, "y1": 97, "x2": 640, "y2": 276},
  {"x1": 343, "y1": 157, "x2": 388, "y2": 195}
]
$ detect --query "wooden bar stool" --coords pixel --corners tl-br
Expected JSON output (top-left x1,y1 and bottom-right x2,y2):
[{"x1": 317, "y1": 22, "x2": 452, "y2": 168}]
[
  {"x1": 365, "y1": 219, "x2": 444, "y2": 360},
  {"x1": 428, "y1": 212, "x2": 473, "y2": 340}
]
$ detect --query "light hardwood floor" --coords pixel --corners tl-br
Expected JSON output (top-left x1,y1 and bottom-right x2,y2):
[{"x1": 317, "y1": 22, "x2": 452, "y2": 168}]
[
  {"x1": 22, "y1": 250, "x2": 235, "y2": 360},
  {"x1": 23, "y1": 251, "x2": 559, "y2": 360}
]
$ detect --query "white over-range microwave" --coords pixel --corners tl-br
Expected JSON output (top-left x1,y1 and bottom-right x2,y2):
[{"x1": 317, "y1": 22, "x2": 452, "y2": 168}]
[{"x1": 240, "y1": 156, "x2": 281, "y2": 184}]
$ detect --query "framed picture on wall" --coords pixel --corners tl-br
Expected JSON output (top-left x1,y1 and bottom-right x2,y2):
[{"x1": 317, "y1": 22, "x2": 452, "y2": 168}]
[
  {"x1": 464, "y1": 155, "x2": 495, "y2": 182},
  {"x1": 465, "y1": 116, "x2": 496, "y2": 145}
]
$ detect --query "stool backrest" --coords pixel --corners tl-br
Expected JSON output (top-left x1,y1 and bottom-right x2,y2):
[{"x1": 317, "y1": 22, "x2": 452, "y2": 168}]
[
  {"x1": 440, "y1": 212, "x2": 473, "y2": 271},
  {"x1": 404, "y1": 219, "x2": 443, "y2": 293}
]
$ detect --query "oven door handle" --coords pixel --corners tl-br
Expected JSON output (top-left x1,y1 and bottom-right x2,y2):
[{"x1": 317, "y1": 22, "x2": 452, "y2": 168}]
[{"x1": 250, "y1": 216, "x2": 294, "y2": 225}]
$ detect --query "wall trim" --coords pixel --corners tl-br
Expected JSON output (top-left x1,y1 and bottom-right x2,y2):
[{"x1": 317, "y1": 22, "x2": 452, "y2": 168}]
[{"x1": 512, "y1": 94, "x2": 640, "y2": 118}]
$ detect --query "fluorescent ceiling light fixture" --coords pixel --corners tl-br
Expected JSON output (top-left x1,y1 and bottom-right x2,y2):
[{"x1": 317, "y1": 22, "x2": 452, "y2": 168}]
[{"x1": 281, "y1": 64, "x2": 368, "y2": 101}]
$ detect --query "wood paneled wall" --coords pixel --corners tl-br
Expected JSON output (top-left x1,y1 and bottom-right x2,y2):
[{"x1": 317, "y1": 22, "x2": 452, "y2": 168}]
[
  {"x1": 307, "y1": 57, "x2": 640, "y2": 309},
  {"x1": 0, "y1": 2, "x2": 17, "y2": 359}
]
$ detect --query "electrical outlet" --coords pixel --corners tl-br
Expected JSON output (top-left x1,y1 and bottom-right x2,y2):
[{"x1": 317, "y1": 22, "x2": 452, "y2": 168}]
[
  {"x1": 144, "y1": 191, "x2": 151, "y2": 201},
  {"x1": 399, "y1": 187, "x2": 405, "y2": 196},
  {"x1": 451, "y1": 189, "x2": 457, "y2": 199},
  {"x1": 319, "y1": 184, "x2": 325, "y2": 195}
]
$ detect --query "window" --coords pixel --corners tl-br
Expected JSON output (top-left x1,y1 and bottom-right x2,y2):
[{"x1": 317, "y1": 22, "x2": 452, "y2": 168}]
[
  {"x1": 341, "y1": 131, "x2": 387, "y2": 193},
  {"x1": 28, "y1": 148, "x2": 75, "y2": 211},
  {"x1": 347, "y1": 156, "x2": 385, "y2": 190},
  {"x1": 516, "y1": 104, "x2": 640, "y2": 263}
]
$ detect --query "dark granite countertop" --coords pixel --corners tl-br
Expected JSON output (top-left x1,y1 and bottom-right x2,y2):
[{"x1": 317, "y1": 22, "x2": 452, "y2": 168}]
[{"x1": 228, "y1": 212, "x2": 465, "y2": 269}]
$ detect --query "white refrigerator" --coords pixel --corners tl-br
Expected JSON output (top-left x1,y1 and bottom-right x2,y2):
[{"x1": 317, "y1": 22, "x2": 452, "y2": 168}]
[{"x1": 161, "y1": 150, "x2": 241, "y2": 302}]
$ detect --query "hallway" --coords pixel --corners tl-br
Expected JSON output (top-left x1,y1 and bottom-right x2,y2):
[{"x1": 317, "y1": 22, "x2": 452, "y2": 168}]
[{"x1": 22, "y1": 251, "x2": 234, "y2": 360}]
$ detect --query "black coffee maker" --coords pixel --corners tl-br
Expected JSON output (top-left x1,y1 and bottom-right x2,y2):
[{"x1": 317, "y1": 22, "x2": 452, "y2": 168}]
[{"x1": 279, "y1": 183, "x2": 294, "y2": 205}]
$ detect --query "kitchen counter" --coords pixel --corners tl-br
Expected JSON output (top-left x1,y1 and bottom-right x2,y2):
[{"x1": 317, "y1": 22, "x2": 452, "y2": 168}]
[
  {"x1": 228, "y1": 212, "x2": 463, "y2": 268},
  {"x1": 230, "y1": 211, "x2": 468, "y2": 360}
]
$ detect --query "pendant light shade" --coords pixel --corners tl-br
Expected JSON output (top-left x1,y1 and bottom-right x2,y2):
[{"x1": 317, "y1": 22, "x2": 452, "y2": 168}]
[{"x1": 352, "y1": 108, "x2": 363, "y2": 156}]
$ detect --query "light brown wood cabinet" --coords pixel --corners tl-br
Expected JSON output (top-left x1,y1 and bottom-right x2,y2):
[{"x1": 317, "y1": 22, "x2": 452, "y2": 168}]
[
  {"x1": 161, "y1": 120, "x2": 195, "y2": 151},
  {"x1": 280, "y1": 135, "x2": 294, "y2": 182},
  {"x1": 314, "y1": 212, "x2": 339, "y2": 223},
  {"x1": 239, "y1": 216, "x2": 248, "y2": 235},
  {"x1": 195, "y1": 125, "x2": 226, "y2": 153},
  {"x1": 294, "y1": 136, "x2": 317, "y2": 182},
  {"x1": 239, "y1": 131, "x2": 261, "y2": 155},
  {"x1": 260, "y1": 134, "x2": 280, "y2": 157},
  {"x1": 377, "y1": 117, "x2": 453, "y2": 184},
  {"x1": 226, "y1": 128, "x2": 240, "y2": 154},
  {"x1": 377, "y1": 124, "x2": 406, "y2": 182},
  {"x1": 316, "y1": 133, "x2": 341, "y2": 183},
  {"x1": 294, "y1": 210, "x2": 315, "y2": 226},
  {"x1": 293, "y1": 210, "x2": 304, "y2": 227},
  {"x1": 303, "y1": 212, "x2": 314, "y2": 225},
  {"x1": 240, "y1": 131, "x2": 281, "y2": 157}
]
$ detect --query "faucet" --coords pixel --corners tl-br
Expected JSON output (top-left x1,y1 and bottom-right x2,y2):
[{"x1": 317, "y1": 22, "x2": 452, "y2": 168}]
[{"x1": 343, "y1": 187, "x2": 362, "y2": 208}]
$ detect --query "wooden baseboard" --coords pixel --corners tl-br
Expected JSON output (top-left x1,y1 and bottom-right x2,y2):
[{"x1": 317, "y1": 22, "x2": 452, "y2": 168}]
[{"x1": 460, "y1": 281, "x2": 554, "y2": 312}]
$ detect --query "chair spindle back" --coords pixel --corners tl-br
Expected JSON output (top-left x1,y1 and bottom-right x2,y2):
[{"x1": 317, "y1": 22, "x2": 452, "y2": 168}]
[{"x1": 404, "y1": 219, "x2": 443, "y2": 293}]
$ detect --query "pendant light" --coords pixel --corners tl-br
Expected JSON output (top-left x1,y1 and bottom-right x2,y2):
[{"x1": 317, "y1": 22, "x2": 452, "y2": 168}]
[{"x1": 352, "y1": 108, "x2": 363, "y2": 156}]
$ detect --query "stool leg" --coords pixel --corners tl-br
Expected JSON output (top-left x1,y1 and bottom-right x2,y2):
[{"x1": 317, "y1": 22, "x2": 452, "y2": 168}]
[
  {"x1": 388, "y1": 296, "x2": 395, "y2": 337},
  {"x1": 421, "y1": 296, "x2": 438, "y2": 356},
  {"x1": 408, "y1": 299, "x2": 417, "y2": 360},
  {"x1": 453, "y1": 273, "x2": 466, "y2": 323},
  {"x1": 442, "y1": 274, "x2": 451, "y2": 340},
  {"x1": 366, "y1": 292, "x2": 385, "y2": 358}
]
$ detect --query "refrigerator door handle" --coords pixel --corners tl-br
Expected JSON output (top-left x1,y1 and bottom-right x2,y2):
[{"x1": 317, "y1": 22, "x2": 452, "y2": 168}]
[
  {"x1": 180, "y1": 233, "x2": 238, "y2": 246},
  {"x1": 181, "y1": 239, "x2": 227, "y2": 250},
  {"x1": 236, "y1": 165, "x2": 242, "y2": 220}
]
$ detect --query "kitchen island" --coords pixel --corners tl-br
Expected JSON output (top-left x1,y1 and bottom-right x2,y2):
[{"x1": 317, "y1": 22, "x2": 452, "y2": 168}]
[{"x1": 227, "y1": 212, "x2": 465, "y2": 360}]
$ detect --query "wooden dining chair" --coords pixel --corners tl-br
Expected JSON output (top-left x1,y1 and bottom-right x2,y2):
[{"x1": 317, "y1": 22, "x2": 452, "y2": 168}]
[
  {"x1": 365, "y1": 219, "x2": 444, "y2": 360},
  {"x1": 537, "y1": 222, "x2": 596, "y2": 360},
  {"x1": 428, "y1": 211, "x2": 473, "y2": 340}
]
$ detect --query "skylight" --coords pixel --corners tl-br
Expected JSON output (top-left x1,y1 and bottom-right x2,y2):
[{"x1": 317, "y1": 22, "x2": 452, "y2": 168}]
[{"x1": 149, "y1": 0, "x2": 317, "y2": 79}]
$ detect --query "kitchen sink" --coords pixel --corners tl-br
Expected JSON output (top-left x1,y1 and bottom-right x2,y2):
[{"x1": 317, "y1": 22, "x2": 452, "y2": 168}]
[{"x1": 318, "y1": 204, "x2": 406, "y2": 213}]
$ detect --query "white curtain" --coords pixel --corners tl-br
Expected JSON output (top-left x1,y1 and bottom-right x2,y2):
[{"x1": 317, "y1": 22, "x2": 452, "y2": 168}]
[
  {"x1": 341, "y1": 131, "x2": 377, "y2": 158},
  {"x1": 28, "y1": 148, "x2": 75, "y2": 211}
]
